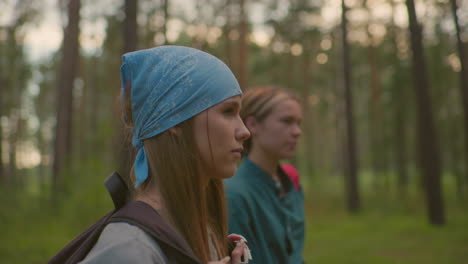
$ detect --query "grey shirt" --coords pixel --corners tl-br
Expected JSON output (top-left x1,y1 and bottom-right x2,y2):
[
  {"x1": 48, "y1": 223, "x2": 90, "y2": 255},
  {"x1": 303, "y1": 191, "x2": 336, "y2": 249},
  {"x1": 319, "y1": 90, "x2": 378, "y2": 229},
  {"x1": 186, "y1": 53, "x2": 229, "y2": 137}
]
[{"x1": 79, "y1": 222, "x2": 168, "y2": 264}]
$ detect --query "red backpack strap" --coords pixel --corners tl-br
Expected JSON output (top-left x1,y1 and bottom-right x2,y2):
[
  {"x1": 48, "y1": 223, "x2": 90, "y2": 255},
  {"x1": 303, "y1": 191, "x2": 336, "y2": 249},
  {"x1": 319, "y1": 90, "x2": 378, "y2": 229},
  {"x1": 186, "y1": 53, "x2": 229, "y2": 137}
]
[{"x1": 281, "y1": 164, "x2": 301, "y2": 191}]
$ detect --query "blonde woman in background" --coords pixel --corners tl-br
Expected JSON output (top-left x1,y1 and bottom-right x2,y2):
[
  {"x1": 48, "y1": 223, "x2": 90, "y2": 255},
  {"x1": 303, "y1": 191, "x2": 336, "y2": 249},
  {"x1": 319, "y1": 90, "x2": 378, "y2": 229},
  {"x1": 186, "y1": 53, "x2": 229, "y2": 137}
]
[{"x1": 226, "y1": 86, "x2": 305, "y2": 264}]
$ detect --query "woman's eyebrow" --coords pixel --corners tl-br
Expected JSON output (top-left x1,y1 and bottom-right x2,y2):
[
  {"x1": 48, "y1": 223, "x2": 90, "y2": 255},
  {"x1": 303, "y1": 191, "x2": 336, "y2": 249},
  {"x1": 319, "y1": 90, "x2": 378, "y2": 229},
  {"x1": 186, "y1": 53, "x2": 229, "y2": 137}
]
[
  {"x1": 221, "y1": 100, "x2": 240, "y2": 107},
  {"x1": 281, "y1": 114, "x2": 302, "y2": 120}
]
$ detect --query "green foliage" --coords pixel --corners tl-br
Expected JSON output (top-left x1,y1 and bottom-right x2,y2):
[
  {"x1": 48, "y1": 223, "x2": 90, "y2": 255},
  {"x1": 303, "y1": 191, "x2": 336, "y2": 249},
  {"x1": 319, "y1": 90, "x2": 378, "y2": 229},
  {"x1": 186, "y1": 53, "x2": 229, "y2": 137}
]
[
  {"x1": 1, "y1": 169, "x2": 467, "y2": 263},
  {"x1": 303, "y1": 175, "x2": 468, "y2": 264},
  {"x1": 1, "y1": 0, "x2": 468, "y2": 262},
  {"x1": 0, "y1": 158, "x2": 113, "y2": 264}
]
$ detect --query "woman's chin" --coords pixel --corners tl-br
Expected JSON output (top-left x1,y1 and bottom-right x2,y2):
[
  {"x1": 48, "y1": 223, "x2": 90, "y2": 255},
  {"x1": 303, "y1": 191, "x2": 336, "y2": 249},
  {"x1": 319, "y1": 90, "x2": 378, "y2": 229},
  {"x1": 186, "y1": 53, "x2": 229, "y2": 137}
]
[
  {"x1": 210, "y1": 167, "x2": 237, "y2": 180},
  {"x1": 281, "y1": 152, "x2": 296, "y2": 160},
  {"x1": 221, "y1": 170, "x2": 237, "y2": 179}
]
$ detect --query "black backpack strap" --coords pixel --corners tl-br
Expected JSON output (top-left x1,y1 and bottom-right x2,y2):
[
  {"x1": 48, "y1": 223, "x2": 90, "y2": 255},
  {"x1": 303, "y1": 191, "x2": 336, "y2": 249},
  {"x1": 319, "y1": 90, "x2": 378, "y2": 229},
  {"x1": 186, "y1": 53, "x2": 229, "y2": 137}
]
[
  {"x1": 48, "y1": 211, "x2": 115, "y2": 264},
  {"x1": 104, "y1": 172, "x2": 129, "y2": 210},
  {"x1": 110, "y1": 201, "x2": 202, "y2": 264},
  {"x1": 49, "y1": 173, "x2": 202, "y2": 264},
  {"x1": 49, "y1": 172, "x2": 129, "y2": 264}
]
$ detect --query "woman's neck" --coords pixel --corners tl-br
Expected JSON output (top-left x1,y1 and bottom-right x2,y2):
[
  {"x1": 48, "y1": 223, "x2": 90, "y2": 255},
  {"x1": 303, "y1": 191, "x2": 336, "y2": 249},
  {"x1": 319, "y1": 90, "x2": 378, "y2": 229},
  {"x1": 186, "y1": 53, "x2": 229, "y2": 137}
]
[
  {"x1": 248, "y1": 148, "x2": 280, "y2": 180},
  {"x1": 136, "y1": 189, "x2": 168, "y2": 217},
  {"x1": 135, "y1": 191, "x2": 164, "y2": 209}
]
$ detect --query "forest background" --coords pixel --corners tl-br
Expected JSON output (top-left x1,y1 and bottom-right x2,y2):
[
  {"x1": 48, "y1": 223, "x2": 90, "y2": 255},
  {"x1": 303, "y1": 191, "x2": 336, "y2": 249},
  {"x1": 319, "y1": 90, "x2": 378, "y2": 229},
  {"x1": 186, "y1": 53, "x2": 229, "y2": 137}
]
[{"x1": 1, "y1": 0, "x2": 467, "y2": 263}]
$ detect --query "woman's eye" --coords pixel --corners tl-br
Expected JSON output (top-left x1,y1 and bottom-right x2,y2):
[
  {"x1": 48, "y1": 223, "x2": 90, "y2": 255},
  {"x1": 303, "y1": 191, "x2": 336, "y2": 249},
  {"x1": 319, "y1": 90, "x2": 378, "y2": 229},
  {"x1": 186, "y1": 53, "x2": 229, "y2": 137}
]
[
  {"x1": 281, "y1": 118, "x2": 293, "y2": 124},
  {"x1": 223, "y1": 108, "x2": 235, "y2": 115}
]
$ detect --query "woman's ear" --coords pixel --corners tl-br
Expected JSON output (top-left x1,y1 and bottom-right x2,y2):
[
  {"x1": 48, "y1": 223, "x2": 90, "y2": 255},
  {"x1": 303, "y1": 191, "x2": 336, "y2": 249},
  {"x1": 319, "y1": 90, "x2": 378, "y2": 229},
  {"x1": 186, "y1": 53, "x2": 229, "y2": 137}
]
[
  {"x1": 168, "y1": 126, "x2": 182, "y2": 136},
  {"x1": 244, "y1": 116, "x2": 257, "y2": 135}
]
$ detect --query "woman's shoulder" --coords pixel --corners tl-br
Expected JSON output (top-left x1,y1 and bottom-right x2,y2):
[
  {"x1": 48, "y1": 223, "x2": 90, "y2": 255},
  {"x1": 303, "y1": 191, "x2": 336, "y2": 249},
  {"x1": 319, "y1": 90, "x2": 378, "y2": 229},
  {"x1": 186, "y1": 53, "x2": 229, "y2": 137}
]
[{"x1": 79, "y1": 222, "x2": 168, "y2": 264}]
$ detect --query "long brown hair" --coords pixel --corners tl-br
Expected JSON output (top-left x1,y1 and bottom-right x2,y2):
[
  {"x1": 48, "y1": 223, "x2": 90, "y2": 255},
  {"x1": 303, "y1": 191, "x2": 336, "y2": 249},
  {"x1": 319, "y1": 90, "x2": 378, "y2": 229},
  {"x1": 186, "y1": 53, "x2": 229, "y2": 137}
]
[
  {"x1": 121, "y1": 83, "x2": 228, "y2": 262},
  {"x1": 240, "y1": 85, "x2": 300, "y2": 154}
]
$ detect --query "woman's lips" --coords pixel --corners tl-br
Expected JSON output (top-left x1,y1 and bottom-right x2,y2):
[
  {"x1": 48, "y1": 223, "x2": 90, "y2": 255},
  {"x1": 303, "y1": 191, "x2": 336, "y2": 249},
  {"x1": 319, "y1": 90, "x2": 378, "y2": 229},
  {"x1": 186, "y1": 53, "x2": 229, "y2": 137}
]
[{"x1": 232, "y1": 148, "x2": 243, "y2": 158}]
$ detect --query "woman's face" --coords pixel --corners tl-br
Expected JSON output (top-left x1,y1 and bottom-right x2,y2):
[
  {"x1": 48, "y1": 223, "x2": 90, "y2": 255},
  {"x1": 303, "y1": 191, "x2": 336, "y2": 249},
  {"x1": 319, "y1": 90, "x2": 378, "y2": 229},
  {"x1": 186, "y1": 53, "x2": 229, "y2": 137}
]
[
  {"x1": 249, "y1": 98, "x2": 302, "y2": 161},
  {"x1": 193, "y1": 95, "x2": 250, "y2": 179}
]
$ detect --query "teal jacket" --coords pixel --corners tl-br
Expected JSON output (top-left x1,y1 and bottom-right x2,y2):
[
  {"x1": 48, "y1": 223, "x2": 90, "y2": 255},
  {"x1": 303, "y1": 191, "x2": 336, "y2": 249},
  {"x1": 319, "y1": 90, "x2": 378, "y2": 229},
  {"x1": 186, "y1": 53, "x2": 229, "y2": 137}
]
[{"x1": 225, "y1": 158, "x2": 305, "y2": 264}]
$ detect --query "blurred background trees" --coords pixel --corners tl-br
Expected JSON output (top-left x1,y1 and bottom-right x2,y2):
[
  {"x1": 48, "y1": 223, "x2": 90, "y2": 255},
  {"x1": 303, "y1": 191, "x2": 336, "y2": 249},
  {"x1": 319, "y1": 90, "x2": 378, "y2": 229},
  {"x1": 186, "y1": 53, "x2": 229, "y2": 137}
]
[{"x1": 1, "y1": 0, "x2": 467, "y2": 262}]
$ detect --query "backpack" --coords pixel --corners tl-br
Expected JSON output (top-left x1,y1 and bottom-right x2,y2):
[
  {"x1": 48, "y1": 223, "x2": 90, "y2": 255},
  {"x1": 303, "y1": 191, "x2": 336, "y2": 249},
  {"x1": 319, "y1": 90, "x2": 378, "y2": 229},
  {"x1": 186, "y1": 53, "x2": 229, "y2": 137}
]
[{"x1": 48, "y1": 172, "x2": 202, "y2": 264}]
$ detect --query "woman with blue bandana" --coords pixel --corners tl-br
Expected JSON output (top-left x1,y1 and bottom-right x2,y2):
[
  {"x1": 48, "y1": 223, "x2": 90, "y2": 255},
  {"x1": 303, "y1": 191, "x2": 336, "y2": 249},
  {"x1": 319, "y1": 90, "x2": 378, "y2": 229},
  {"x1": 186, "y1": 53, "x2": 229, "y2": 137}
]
[
  {"x1": 225, "y1": 86, "x2": 305, "y2": 264},
  {"x1": 80, "y1": 46, "x2": 251, "y2": 264}
]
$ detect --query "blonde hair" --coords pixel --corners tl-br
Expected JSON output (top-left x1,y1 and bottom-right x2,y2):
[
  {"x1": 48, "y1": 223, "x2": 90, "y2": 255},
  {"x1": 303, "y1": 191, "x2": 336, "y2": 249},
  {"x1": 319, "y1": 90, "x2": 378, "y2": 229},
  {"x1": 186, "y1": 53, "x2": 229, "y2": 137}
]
[
  {"x1": 241, "y1": 85, "x2": 300, "y2": 154},
  {"x1": 121, "y1": 83, "x2": 227, "y2": 262}
]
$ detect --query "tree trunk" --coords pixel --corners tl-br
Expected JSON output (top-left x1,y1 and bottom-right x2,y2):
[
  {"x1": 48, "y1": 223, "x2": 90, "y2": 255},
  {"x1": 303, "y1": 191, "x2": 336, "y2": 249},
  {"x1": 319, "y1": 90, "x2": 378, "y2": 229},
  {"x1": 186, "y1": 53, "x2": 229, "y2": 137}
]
[
  {"x1": 450, "y1": 0, "x2": 468, "y2": 196},
  {"x1": 301, "y1": 44, "x2": 313, "y2": 176},
  {"x1": 163, "y1": 0, "x2": 169, "y2": 44},
  {"x1": 238, "y1": 0, "x2": 248, "y2": 90},
  {"x1": 367, "y1": 34, "x2": 384, "y2": 189},
  {"x1": 89, "y1": 56, "x2": 99, "y2": 139},
  {"x1": 405, "y1": 0, "x2": 445, "y2": 225},
  {"x1": 124, "y1": 0, "x2": 138, "y2": 52},
  {"x1": 38, "y1": 130, "x2": 48, "y2": 195},
  {"x1": 287, "y1": 52, "x2": 294, "y2": 90},
  {"x1": 390, "y1": 0, "x2": 409, "y2": 198},
  {"x1": 2, "y1": 28, "x2": 18, "y2": 187},
  {"x1": 37, "y1": 93, "x2": 48, "y2": 196},
  {"x1": 118, "y1": 0, "x2": 139, "y2": 178},
  {"x1": 14, "y1": 117, "x2": 25, "y2": 187},
  {"x1": 363, "y1": 0, "x2": 388, "y2": 191},
  {"x1": 0, "y1": 61, "x2": 3, "y2": 184},
  {"x1": 52, "y1": 0, "x2": 81, "y2": 193},
  {"x1": 223, "y1": 0, "x2": 233, "y2": 69},
  {"x1": 394, "y1": 65, "x2": 409, "y2": 195},
  {"x1": 341, "y1": 0, "x2": 360, "y2": 213},
  {"x1": 8, "y1": 119, "x2": 17, "y2": 187}
]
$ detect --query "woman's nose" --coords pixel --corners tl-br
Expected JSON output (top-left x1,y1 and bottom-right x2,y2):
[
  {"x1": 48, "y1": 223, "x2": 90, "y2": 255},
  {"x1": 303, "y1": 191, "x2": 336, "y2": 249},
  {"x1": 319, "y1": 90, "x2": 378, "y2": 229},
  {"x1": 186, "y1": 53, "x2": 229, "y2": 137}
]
[
  {"x1": 292, "y1": 124, "x2": 302, "y2": 137},
  {"x1": 237, "y1": 121, "x2": 251, "y2": 141}
]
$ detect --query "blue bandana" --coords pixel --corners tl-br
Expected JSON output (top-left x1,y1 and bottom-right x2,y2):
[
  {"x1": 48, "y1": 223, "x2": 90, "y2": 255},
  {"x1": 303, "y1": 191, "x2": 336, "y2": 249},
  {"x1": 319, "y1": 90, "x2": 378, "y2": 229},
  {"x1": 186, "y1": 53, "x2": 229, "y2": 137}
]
[{"x1": 120, "y1": 46, "x2": 242, "y2": 188}]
